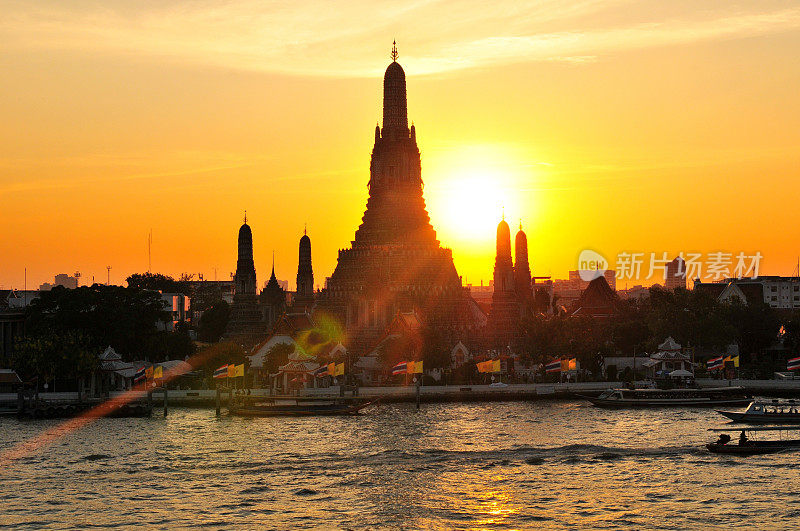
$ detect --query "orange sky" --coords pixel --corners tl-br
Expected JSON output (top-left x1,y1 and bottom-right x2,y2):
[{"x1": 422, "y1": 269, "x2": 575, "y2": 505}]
[{"x1": 2, "y1": 1, "x2": 799, "y2": 291}]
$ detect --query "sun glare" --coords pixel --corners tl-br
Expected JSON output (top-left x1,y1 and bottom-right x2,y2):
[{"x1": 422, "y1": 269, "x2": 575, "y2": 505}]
[{"x1": 426, "y1": 145, "x2": 527, "y2": 246}]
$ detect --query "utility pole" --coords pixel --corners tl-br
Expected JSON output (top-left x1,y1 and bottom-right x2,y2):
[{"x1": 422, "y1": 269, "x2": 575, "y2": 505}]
[{"x1": 106, "y1": 266, "x2": 112, "y2": 286}]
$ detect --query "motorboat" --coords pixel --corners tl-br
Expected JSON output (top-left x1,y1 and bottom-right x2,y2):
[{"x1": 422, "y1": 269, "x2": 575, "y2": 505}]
[
  {"x1": 707, "y1": 426, "x2": 800, "y2": 455},
  {"x1": 581, "y1": 387, "x2": 751, "y2": 408},
  {"x1": 717, "y1": 398, "x2": 800, "y2": 423},
  {"x1": 229, "y1": 396, "x2": 378, "y2": 417}
]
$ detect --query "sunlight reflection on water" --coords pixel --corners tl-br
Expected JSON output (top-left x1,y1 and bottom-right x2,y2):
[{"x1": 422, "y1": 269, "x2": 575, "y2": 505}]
[{"x1": 2, "y1": 401, "x2": 799, "y2": 529}]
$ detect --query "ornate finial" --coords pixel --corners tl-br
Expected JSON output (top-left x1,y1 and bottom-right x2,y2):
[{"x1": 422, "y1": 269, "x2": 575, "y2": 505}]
[
  {"x1": 244, "y1": 210, "x2": 247, "y2": 224},
  {"x1": 502, "y1": 206, "x2": 505, "y2": 221},
  {"x1": 391, "y1": 40, "x2": 398, "y2": 62},
  {"x1": 519, "y1": 220, "x2": 523, "y2": 230},
  {"x1": 304, "y1": 222, "x2": 307, "y2": 236},
  {"x1": 272, "y1": 250, "x2": 275, "y2": 270}
]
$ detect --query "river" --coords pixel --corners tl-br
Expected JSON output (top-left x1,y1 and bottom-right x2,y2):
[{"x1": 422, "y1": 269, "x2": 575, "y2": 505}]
[{"x1": 2, "y1": 400, "x2": 799, "y2": 529}]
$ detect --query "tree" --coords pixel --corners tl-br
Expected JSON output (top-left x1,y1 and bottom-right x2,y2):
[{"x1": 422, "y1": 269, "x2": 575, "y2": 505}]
[
  {"x1": 25, "y1": 284, "x2": 171, "y2": 360},
  {"x1": 198, "y1": 301, "x2": 230, "y2": 342},
  {"x1": 10, "y1": 331, "x2": 98, "y2": 382},
  {"x1": 262, "y1": 342, "x2": 295, "y2": 374},
  {"x1": 126, "y1": 272, "x2": 188, "y2": 294}
]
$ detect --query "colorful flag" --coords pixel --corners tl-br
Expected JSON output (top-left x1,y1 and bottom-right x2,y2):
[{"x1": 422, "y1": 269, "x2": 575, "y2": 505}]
[
  {"x1": 413, "y1": 361, "x2": 423, "y2": 374},
  {"x1": 392, "y1": 361, "x2": 408, "y2": 376},
  {"x1": 153, "y1": 365, "x2": 163, "y2": 379},
  {"x1": 707, "y1": 356, "x2": 724, "y2": 370},
  {"x1": 545, "y1": 360, "x2": 562, "y2": 373},
  {"x1": 334, "y1": 363, "x2": 345, "y2": 376},
  {"x1": 227, "y1": 364, "x2": 236, "y2": 378},
  {"x1": 476, "y1": 360, "x2": 489, "y2": 373},
  {"x1": 145, "y1": 366, "x2": 154, "y2": 380},
  {"x1": 313, "y1": 365, "x2": 329, "y2": 378},
  {"x1": 788, "y1": 357, "x2": 800, "y2": 371},
  {"x1": 328, "y1": 362, "x2": 336, "y2": 376},
  {"x1": 561, "y1": 359, "x2": 570, "y2": 371},
  {"x1": 491, "y1": 359, "x2": 501, "y2": 373},
  {"x1": 733, "y1": 356, "x2": 740, "y2": 368},
  {"x1": 213, "y1": 365, "x2": 229, "y2": 379},
  {"x1": 231, "y1": 364, "x2": 244, "y2": 378},
  {"x1": 723, "y1": 355, "x2": 732, "y2": 363},
  {"x1": 568, "y1": 358, "x2": 577, "y2": 371},
  {"x1": 133, "y1": 367, "x2": 146, "y2": 383}
]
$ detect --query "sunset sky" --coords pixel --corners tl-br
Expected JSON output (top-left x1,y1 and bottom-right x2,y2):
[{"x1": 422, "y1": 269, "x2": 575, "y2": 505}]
[{"x1": 2, "y1": 1, "x2": 799, "y2": 291}]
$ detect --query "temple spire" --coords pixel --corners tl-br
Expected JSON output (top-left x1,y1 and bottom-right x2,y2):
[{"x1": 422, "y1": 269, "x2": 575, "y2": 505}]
[
  {"x1": 391, "y1": 40, "x2": 398, "y2": 62},
  {"x1": 244, "y1": 210, "x2": 247, "y2": 224}
]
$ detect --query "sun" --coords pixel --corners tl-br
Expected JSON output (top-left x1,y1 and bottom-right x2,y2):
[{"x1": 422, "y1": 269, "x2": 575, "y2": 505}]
[{"x1": 425, "y1": 145, "x2": 525, "y2": 246}]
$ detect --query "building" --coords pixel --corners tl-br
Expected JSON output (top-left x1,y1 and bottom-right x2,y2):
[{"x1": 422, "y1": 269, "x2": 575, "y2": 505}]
[
  {"x1": 514, "y1": 223, "x2": 533, "y2": 311},
  {"x1": 39, "y1": 273, "x2": 79, "y2": 291},
  {"x1": 292, "y1": 229, "x2": 315, "y2": 312},
  {"x1": 570, "y1": 276, "x2": 620, "y2": 319},
  {"x1": 694, "y1": 276, "x2": 800, "y2": 310},
  {"x1": 552, "y1": 270, "x2": 617, "y2": 305},
  {"x1": 315, "y1": 43, "x2": 482, "y2": 353},
  {"x1": 222, "y1": 219, "x2": 267, "y2": 346},
  {"x1": 664, "y1": 257, "x2": 686, "y2": 290},
  {"x1": 489, "y1": 218, "x2": 519, "y2": 345},
  {"x1": 157, "y1": 292, "x2": 190, "y2": 331},
  {"x1": 0, "y1": 294, "x2": 25, "y2": 365}
]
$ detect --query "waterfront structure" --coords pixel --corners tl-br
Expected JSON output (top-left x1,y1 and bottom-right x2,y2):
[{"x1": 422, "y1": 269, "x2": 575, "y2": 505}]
[
  {"x1": 316, "y1": 44, "x2": 482, "y2": 353},
  {"x1": 665, "y1": 257, "x2": 686, "y2": 290},
  {"x1": 223, "y1": 219, "x2": 266, "y2": 346}
]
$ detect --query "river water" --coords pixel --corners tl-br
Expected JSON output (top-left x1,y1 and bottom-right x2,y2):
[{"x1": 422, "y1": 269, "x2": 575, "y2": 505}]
[{"x1": 2, "y1": 400, "x2": 799, "y2": 529}]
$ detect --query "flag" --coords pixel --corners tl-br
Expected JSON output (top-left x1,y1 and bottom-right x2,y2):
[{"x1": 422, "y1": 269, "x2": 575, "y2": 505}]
[
  {"x1": 545, "y1": 360, "x2": 562, "y2": 373},
  {"x1": 145, "y1": 366, "x2": 154, "y2": 380},
  {"x1": 568, "y1": 358, "x2": 577, "y2": 371},
  {"x1": 406, "y1": 361, "x2": 415, "y2": 374},
  {"x1": 133, "y1": 367, "x2": 146, "y2": 383},
  {"x1": 413, "y1": 361, "x2": 423, "y2": 374},
  {"x1": 723, "y1": 355, "x2": 732, "y2": 363},
  {"x1": 392, "y1": 361, "x2": 408, "y2": 376},
  {"x1": 313, "y1": 365, "x2": 329, "y2": 378},
  {"x1": 561, "y1": 359, "x2": 570, "y2": 371},
  {"x1": 733, "y1": 355, "x2": 740, "y2": 368},
  {"x1": 232, "y1": 364, "x2": 244, "y2": 378},
  {"x1": 327, "y1": 362, "x2": 335, "y2": 376},
  {"x1": 227, "y1": 364, "x2": 236, "y2": 378},
  {"x1": 334, "y1": 363, "x2": 345, "y2": 376},
  {"x1": 213, "y1": 365, "x2": 228, "y2": 379},
  {"x1": 788, "y1": 357, "x2": 800, "y2": 371},
  {"x1": 476, "y1": 360, "x2": 490, "y2": 373},
  {"x1": 707, "y1": 356, "x2": 723, "y2": 370},
  {"x1": 153, "y1": 365, "x2": 163, "y2": 379},
  {"x1": 491, "y1": 359, "x2": 501, "y2": 373}
]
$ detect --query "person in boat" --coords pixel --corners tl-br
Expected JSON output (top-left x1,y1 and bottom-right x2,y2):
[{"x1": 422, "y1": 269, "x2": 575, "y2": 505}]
[
  {"x1": 716, "y1": 434, "x2": 731, "y2": 445},
  {"x1": 739, "y1": 430, "x2": 748, "y2": 446}
]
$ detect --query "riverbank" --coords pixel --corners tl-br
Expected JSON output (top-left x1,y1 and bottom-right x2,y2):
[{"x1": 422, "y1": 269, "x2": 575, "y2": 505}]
[{"x1": 6, "y1": 378, "x2": 800, "y2": 409}]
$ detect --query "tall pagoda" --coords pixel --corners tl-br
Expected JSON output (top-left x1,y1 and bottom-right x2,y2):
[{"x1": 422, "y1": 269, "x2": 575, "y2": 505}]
[
  {"x1": 223, "y1": 216, "x2": 266, "y2": 346},
  {"x1": 317, "y1": 43, "x2": 481, "y2": 352}
]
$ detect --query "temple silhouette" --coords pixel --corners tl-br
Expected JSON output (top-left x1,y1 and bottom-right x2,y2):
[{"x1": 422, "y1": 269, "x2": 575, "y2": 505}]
[{"x1": 315, "y1": 43, "x2": 484, "y2": 353}]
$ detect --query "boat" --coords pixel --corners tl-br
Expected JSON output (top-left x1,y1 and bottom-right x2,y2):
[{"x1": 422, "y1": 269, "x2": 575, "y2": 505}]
[
  {"x1": 580, "y1": 386, "x2": 751, "y2": 408},
  {"x1": 228, "y1": 396, "x2": 378, "y2": 417},
  {"x1": 706, "y1": 426, "x2": 800, "y2": 455},
  {"x1": 716, "y1": 397, "x2": 800, "y2": 423}
]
